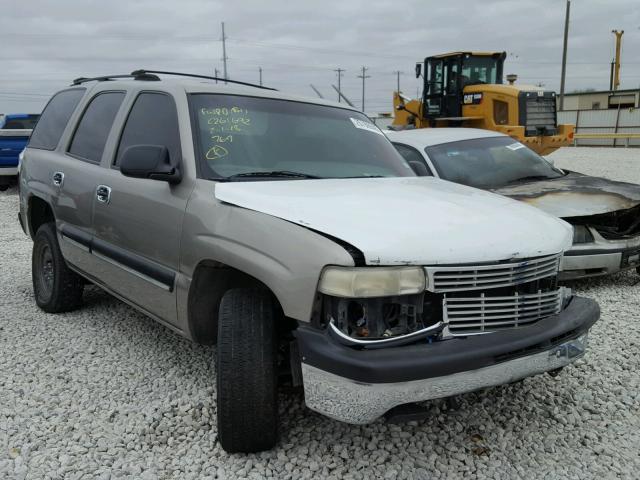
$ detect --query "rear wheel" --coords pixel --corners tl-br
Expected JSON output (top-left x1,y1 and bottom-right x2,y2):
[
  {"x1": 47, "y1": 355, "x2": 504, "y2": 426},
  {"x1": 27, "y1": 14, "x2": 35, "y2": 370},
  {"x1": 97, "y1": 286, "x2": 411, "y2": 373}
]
[
  {"x1": 32, "y1": 222, "x2": 84, "y2": 312},
  {"x1": 216, "y1": 288, "x2": 278, "y2": 453}
]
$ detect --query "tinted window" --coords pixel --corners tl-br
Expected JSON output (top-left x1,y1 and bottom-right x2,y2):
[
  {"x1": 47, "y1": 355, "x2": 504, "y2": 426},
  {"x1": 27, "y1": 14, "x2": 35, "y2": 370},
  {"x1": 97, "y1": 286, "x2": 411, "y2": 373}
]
[
  {"x1": 115, "y1": 93, "x2": 181, "y2": 166},
  {"x1": 69, "y1": 92, "x2": 125, "y2": 163},
  {"x1": 28, "y1": 89, "x2": 85, "y2": 150},
  {"x1": 425, "y1": 137, "x2": 565, "y2": 189},
  {"x1": 189, "y1": 94, "x2": 413, "y2": 180},
  {"x1": 393, "y1": 143, "x2": 432, "y2": 175}
]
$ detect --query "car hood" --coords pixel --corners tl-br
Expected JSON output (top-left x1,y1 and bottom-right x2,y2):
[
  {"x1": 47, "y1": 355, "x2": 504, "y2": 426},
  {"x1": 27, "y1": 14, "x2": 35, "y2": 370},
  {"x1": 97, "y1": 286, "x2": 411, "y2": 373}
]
[
  {"x1": 493, "y1": 172, "x2": 640, "y2": 218},
  {"x1": 215, "y1": 177, "x2": 572, "y2": 266}
]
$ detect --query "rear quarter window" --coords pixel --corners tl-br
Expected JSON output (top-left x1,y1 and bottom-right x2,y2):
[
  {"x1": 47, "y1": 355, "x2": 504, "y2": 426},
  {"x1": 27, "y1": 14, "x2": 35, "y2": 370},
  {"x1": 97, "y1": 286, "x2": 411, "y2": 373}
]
[{"x1": 28, "y1": 89, "x2": 86, "y2": 150}]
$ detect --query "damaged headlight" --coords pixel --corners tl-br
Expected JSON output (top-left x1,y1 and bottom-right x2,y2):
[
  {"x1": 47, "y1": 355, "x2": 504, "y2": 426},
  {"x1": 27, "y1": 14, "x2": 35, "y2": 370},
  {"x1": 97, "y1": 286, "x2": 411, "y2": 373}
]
[
  {"x1": 572, "y1": 224, "x2": 594, "y2": 244},
  {"x1": 316, "y1": 267, "x2": 440, "y2": 345},
  {"x1": 318, "y1": 266, "x2": 426, "y2": 298}
]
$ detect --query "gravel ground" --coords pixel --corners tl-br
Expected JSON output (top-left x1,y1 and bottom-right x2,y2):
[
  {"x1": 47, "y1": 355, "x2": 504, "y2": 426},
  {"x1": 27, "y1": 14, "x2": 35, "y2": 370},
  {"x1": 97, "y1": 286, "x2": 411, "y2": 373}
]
[{"x1": 1, "y1": 147, "x2": 640, "y2": 480}]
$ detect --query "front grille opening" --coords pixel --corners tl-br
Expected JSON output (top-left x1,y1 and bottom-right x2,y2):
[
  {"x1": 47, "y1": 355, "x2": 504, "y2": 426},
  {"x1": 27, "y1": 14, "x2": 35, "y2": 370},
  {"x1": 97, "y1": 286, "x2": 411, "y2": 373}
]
[
  {"x1": 442, "y1": 276, "x2": 561, "y2": 335},
  {"x1": 571, "y1": 204, "x2": 640, "y2": 240}
]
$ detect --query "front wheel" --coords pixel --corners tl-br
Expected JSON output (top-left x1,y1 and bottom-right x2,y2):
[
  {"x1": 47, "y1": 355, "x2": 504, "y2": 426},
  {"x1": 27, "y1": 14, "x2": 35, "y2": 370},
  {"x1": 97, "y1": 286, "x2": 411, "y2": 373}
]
[
  {"x1": 216, "y1": 288, "x2": 278, "y2": 453},
  {"x1": 32, "y1": 222, "x2": 84, "y2": 313}
]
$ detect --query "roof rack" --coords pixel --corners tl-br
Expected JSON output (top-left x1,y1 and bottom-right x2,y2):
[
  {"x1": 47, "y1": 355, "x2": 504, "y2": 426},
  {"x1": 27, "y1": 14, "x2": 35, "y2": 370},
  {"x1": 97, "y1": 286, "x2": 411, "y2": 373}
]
[
  {"x1": 71, "y1": 71, "x2": 160, "y2": 85},
  {"x1": 131, "y1": 69, "x2": 277, "y2": 90}
]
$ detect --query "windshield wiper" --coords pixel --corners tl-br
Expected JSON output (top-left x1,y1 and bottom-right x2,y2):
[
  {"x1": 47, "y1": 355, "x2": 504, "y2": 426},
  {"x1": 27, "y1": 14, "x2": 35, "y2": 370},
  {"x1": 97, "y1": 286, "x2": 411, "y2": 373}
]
[
  {"x1": 504, "y1": 175, "x2": 556, "y2": 185},
  {"x1": 342, "y1": 174, "x2": 386, "y2": 178},
  {"x1": 225, "y1": 170, "x2": 322, "y2": 181}
]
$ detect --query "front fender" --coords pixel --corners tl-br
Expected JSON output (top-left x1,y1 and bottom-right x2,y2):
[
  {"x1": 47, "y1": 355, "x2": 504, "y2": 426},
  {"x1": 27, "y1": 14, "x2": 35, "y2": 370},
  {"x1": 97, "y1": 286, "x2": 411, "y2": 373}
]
[{"x1": 178, "y1": 183, "x2": 355, "y2": 326}]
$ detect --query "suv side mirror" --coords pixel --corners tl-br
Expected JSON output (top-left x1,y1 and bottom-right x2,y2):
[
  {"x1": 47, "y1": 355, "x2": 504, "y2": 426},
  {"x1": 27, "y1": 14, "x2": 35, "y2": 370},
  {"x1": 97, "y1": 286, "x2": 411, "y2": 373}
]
[{"x1": 120, "y1": 145, "x2": 181, "y2": 184}]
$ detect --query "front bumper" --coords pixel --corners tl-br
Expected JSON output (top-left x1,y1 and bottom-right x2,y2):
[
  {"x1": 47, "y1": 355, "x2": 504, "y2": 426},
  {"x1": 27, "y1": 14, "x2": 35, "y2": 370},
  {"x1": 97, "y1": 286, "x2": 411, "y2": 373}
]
[
  {"x1": 561, "y1": 234, "x2": 640, "y2": 280},
  {"x1": 296, "y1": 296, "x2": 598, "y2": 424}
]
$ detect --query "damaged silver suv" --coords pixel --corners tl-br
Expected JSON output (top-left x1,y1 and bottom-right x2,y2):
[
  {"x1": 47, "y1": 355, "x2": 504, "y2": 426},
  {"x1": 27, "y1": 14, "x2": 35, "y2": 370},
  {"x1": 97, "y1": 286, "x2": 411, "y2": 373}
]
[{"x1": 18, "y1": 71, "x2": 599, "y2": 453}]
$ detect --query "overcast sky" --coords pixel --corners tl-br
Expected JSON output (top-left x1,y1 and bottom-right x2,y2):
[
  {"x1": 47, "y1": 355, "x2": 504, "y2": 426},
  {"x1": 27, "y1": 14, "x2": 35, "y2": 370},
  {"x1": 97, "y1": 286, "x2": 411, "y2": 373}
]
[{"x1": 1, "y1": 0, "x2": 639, "y2": 115}]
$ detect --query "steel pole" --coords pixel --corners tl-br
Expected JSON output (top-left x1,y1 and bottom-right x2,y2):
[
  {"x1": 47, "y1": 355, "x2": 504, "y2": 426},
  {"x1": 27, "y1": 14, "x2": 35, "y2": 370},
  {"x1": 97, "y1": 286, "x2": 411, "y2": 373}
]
[{"x1": 559, "y1": 0, "x2": 570, "y2": 111}]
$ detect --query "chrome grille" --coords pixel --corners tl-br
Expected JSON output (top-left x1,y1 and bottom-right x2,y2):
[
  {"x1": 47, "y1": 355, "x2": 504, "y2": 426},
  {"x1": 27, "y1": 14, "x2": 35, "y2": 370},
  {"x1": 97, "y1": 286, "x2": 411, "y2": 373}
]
[
  {"x1": 426, "y1": 254, "x2": 560, "y2": 293},
  {"x1": 443, "y1": 289, "x2": 563, "y2": 335}
]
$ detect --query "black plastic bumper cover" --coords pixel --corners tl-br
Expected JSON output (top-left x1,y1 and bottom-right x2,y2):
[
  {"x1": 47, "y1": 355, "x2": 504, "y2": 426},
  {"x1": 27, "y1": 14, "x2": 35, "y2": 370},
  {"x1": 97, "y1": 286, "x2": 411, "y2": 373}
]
[{"x1": 295, "y1": 296, "x2": 599, "y2": 384}]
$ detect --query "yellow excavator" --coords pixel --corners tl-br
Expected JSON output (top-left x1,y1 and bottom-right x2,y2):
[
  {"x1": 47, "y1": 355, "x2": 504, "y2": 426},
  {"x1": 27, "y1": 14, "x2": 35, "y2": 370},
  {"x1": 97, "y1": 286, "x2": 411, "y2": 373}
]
[{"x1": 392, "y1": 52, "x2": 574, "y2": 155}]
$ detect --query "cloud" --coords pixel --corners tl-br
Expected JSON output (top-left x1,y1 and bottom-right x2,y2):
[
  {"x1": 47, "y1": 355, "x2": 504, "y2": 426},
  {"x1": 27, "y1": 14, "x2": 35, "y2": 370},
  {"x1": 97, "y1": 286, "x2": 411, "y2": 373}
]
[{"x1": 1, "y1": 0, "x2": 638, "y2": 113}]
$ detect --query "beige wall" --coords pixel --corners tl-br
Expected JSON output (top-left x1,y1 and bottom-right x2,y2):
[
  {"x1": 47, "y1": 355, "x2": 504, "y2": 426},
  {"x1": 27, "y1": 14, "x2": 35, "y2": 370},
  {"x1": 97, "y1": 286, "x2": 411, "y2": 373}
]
[{"x1": 559, "y1": 91, "x2": 639, "y2": 111}]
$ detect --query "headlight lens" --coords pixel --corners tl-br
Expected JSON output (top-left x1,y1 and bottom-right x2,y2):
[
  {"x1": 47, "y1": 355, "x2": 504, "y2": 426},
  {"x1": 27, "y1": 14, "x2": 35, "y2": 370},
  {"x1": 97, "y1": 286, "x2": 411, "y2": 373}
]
[
  {"x1": 572, "y1": 224, "x2": 594, "y2": 244},
  {"x1": 318, "y1": 266, "x2": 426, "y2": 298}
]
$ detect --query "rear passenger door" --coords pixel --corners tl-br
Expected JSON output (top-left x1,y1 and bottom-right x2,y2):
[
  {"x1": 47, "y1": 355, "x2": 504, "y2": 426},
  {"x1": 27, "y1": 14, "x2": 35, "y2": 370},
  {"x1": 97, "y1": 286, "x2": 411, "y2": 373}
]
[
  {"x1": 34, "y1": 90, "x2": 124, "y2": 276},
  {"x1": 91, "y1": 92, "x2": 190, "y2": 327}
]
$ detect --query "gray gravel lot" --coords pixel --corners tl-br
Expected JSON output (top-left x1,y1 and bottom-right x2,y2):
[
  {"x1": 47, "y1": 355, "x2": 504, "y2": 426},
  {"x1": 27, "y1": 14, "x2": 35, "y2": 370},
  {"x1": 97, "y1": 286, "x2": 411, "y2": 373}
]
[{"x1": 1, "y1": 147, "x2": 640, "y2": 479}]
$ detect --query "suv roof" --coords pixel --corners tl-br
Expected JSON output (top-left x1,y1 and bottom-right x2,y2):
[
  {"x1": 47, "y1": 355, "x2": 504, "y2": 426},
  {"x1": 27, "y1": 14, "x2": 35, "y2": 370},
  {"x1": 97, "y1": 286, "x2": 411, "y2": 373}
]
[{"x1": 70, "y1": 70, "x2": 358, "y2": 112}]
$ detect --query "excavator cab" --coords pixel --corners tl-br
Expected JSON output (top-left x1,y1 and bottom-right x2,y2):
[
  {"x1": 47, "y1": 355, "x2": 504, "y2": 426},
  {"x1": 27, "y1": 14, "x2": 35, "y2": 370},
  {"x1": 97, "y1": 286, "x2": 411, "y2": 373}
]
[{"x1": 418, "y1": 52, "x2": 506, "y2": 119}]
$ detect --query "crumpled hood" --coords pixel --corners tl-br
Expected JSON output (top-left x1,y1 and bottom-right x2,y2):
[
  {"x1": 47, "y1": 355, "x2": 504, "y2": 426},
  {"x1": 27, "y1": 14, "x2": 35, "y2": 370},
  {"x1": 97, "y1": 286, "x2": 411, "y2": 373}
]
[
  {"x1": 215, "y1": 177, "x2": 572, "y2": 266},
  {"x1": 493, "y1": 172, "x2": 640, "y2": 218}
]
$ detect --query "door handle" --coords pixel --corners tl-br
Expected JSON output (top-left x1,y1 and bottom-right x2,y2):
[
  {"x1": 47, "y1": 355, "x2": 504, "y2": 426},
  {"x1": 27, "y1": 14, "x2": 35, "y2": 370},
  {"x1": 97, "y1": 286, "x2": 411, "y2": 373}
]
[
  {"x1": 96, "y1": 185, "x2": 112, "y2": 204},
  {"x1": 52, "y1": 171, "x2": 64, "y2": 187}
]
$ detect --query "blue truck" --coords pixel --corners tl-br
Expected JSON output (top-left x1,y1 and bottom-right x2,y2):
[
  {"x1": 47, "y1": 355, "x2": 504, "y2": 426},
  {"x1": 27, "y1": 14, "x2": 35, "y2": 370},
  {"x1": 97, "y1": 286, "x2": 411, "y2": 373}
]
[{"x1": 0, "y1": 114, "x2": 40, "y2": 190}]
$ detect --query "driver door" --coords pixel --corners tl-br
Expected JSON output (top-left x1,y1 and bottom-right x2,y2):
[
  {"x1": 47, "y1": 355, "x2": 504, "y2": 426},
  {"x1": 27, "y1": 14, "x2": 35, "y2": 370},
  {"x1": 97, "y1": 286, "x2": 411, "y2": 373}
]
[{"x1": 90, "y1": 91, "x2": 190, "y2": 326}]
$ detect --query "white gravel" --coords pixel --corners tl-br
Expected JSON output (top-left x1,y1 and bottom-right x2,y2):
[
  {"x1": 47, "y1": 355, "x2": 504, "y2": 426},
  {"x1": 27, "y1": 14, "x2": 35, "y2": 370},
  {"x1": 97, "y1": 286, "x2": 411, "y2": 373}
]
[{"x1": 1, "y1": 147, "x2": 640, "y2": 479}]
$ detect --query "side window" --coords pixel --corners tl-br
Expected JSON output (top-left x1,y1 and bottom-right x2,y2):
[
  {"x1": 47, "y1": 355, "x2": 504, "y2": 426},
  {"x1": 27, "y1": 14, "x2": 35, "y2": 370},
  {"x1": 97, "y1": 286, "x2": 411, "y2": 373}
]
[
  {"x1": 28, "y1": 89, "x2": 85, "y2": 150},
  {"x1": 393, "y1": 143, "x2": 433, "y2": 175},
  {"x1": 115, "y1": 92, "x2": 181, "y2": 167},
  {"x1": 68, "y1": 92, "x2": 125, "y2": 163}
]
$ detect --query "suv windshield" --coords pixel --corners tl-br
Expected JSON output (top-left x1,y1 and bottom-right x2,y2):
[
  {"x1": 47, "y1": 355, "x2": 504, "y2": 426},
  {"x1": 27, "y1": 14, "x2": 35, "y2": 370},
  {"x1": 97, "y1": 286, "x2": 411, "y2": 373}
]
[
  {"x1": 189, "y1": 94, "x2": 414, "y2": 180},
  {"x1": 425, "y1": 136, "x2": 565, "y2": 189}
]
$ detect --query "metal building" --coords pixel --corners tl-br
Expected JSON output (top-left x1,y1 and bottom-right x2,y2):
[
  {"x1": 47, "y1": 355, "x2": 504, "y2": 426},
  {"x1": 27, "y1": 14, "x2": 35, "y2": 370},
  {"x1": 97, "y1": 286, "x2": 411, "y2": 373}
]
[{"x1": 560, "y1": 89, "x2": 639, "y2": 111}]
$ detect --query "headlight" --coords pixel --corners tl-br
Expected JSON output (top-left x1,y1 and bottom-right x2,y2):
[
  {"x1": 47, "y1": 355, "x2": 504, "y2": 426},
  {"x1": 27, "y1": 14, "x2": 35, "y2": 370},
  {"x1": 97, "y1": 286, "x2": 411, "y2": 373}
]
[
  {"x1": 318, "y1": 266, "x2": 426, "y2": 298},
  {"x1": 572, "y1": 224, "x2": 594, "y2": 244}
]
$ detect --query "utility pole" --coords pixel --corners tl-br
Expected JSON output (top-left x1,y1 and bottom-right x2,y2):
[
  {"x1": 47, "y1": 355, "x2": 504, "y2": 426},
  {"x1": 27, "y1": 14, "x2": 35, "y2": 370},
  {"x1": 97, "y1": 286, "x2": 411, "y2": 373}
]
[
  {"x1": 214, "y1": 68, "x2": 219, "y2": 84},
  {"x1": 559, "y1": 0, "x2": 570, "y2": 111},
  {"x1": 611, "y1": 30, "x2": 624, "y2": 91},
  {"x1": 334, "y1": 68, "x2": 345, "y2": 102},
  {"x1": 395, "y1": 70, "x2": 403, "y2": 93},
  {"x1": 357, "y1": 66, "x2": 370, "y2": 112},
  {"x1": 221, "y1": 22, "x2": 228, "y2": 84},
  {"x1": 259, "y1": 67, "x2": 263, "y2": 86}
]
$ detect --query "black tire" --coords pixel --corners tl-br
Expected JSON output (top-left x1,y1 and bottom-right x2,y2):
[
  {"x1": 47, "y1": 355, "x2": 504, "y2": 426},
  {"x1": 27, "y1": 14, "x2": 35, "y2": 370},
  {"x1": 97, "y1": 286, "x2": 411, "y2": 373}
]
[
  {"x1": 32, "y1": 222, "x2": 84, "y2": 313},
  {"x1": 0, "y1": 185, "x2": 8, "y2": 192},
  {"x1": 216, "y1": 288, "x2": 278, "y2": 453}
]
